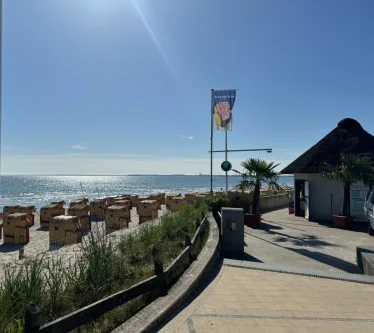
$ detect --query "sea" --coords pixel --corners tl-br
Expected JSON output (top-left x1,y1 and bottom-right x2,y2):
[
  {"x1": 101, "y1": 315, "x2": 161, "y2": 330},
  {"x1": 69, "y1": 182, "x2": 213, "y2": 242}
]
[{"x1": 0, "y1": 175, "x2": 294, "y2": 210}]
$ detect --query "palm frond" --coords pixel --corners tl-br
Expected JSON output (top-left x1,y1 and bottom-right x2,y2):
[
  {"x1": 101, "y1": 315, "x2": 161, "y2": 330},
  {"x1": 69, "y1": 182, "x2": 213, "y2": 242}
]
[
  {"x1": 234, "y1": 158, "x2": 281, "y2": 191},
  {"x1": 267, "y1": 180, "x2": 280, "y2": 191},
  {"x1": 323, "y1": 153, "x2": 374, "y2": 185},
  {"x1": 237, "y1": 180, "x2": 256, "y2": 192}
]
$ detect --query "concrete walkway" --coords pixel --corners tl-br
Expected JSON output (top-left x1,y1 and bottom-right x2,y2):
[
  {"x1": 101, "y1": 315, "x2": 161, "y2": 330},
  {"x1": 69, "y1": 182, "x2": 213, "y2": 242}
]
[
  {"x1": 159, "y1": 209, "x2": 374, "y2": 332},
  {"x1": 160, "y1": 264, "x2": 374, "y2": 332},
  {"x1": 243, "y1": 209, "x2": 374, "y2": 273}
]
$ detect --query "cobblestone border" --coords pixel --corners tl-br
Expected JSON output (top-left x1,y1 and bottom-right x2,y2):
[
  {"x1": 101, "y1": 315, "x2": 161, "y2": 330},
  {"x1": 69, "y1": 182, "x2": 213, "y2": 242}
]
[{"x1": 223, "y1": 259, "x2": 374, "y2": 285}]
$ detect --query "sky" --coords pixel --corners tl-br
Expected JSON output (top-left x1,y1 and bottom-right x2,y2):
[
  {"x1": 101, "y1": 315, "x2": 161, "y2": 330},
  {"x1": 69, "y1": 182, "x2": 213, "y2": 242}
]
[{"x1": 1, "y1": 0, "x2": 374, "y2": 175}]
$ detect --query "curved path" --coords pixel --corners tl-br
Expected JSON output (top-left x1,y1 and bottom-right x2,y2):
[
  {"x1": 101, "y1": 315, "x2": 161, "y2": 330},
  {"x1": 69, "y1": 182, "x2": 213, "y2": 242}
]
[{"x1": 159, "y1": 209, "x2": 374, "y2": 332}]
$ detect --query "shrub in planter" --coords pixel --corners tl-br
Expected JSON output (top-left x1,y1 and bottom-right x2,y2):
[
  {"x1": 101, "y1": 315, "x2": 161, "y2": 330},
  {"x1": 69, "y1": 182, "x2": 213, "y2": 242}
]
[
  {"x1": 200, "y1": 192, "x2": 230, "y2": 216},
  {"x1": 323, "y1": 153, "x2": 374, "y2": 229}
]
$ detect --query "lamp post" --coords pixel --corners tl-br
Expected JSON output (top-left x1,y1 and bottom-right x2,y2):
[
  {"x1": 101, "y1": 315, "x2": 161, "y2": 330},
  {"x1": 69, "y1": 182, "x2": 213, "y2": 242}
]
[{"x1": 0, "y1": 0, "x2": 3, "y2": 180}]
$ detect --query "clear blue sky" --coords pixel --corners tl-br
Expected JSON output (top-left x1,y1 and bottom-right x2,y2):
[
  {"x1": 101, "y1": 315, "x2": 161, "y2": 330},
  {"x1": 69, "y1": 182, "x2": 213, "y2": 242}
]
[{"x1": 2, "y1": 0, "x2": 374, "y2": 175}]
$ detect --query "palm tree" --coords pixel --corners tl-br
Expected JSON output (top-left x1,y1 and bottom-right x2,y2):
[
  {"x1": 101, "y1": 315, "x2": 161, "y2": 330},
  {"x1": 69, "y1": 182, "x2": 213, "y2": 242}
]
[
  {"x1": 233, "y1": 158, "x2": 280, "y2": 215},
  {"x1": 323, "y1": 153, "x2": 374, "y2": 217}
]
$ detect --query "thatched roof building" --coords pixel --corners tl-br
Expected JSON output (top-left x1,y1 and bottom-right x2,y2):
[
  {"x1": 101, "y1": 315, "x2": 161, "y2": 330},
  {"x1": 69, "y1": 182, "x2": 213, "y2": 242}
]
[
  {"x1": 281, "y1": 118, "x2": 373, "y2": 222},
  {"x1": 281, "y1": 118, "x2": 374, "y2": 174}
]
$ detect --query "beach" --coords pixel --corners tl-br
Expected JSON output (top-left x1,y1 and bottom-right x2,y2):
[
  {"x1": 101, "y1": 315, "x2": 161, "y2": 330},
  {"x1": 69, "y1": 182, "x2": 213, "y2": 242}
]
[{"x1": 0, "y1": 205, "x2": 167, "y2": 283}]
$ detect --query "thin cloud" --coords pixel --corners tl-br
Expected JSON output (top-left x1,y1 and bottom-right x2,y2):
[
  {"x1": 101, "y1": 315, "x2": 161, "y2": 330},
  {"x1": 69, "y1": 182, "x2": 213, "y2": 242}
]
[
  {"x1": 2, "y1": 153, "x2": 291, "y2": 175},
  {"x1": 71, "y1": 144, "x2": 85, "y2": 150},
  {"x1": 3, "y1": 146, "x2": 28, "y2": 151},
  {"x1": 179, "y1": 135, "x2": 194, "y2": 140},
  {"x1": 39, "y1": 149, "x2": 58, "y2": 153}
]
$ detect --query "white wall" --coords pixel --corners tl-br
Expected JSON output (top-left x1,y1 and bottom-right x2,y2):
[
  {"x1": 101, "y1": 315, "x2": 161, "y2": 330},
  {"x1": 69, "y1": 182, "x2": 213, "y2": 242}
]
[{"x1": 294, "y1": 173, "x2": 344, "y2": 221}]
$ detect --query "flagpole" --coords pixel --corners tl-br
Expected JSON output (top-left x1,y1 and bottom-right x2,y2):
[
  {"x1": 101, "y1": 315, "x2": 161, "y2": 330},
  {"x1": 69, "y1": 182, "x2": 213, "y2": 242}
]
[
  {"x1": 210, "y1": 89, "x2": 214, "y2": 194},
  {"x1": 0, "y1": 0, "x2": 3, "y2": 181},
  {"x1": 225, "y1": 129, "x2": 228, "y2": 194}
]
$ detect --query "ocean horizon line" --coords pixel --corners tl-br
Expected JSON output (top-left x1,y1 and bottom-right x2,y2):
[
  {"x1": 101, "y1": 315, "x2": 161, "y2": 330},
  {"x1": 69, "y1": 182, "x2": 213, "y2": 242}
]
[
  {"x1": 0, "y1": 174, "x2": 293, "y2": 177},
  {"x1": 0, "y1": 174, "x2": 246, "y2": 177}
]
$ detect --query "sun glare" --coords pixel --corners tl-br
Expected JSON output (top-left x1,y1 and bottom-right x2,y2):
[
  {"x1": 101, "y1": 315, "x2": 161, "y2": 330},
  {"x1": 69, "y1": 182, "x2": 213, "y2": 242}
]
[{"x1": 129, "y1": 0, "x2": 175, "y2": 76}]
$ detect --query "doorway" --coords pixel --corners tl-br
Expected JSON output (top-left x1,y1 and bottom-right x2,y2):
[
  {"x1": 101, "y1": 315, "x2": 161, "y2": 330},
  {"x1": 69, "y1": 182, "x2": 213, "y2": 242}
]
[{"x1": 294, "y1": 179, "x2": 306, "y2": 217}]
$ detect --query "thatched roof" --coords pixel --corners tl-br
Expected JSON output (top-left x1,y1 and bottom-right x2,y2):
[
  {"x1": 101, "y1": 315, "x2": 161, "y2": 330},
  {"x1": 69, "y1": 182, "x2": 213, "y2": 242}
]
[{"x1": 281, "y1": 118, "x2": 374, "y2": 174}]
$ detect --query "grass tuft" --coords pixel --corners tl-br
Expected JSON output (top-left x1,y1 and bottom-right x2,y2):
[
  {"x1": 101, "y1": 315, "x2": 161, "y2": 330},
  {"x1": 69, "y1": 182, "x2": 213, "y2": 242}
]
[{"x1": 0, "y1": 199, "x2": 208, "y2": 332}]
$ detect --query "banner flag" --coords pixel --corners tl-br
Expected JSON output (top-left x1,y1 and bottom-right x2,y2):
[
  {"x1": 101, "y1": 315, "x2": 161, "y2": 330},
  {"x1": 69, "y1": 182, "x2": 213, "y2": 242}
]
[{"x1": 212, "y1": 90, "x2": 236, "y2": 131}]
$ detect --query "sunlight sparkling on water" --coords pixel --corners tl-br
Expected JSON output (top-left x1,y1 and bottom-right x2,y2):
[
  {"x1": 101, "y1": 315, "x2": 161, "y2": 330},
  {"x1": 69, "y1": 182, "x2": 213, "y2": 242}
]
[{"x1": 0, "y1": 175, "x2": 294, "y2": 209}]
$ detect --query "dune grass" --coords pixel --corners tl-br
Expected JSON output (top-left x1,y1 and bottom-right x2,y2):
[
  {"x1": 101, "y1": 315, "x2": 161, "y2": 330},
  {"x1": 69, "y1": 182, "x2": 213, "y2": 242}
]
[{"x1": 0, "y1": 200, "x2": 208, "y2": 333}]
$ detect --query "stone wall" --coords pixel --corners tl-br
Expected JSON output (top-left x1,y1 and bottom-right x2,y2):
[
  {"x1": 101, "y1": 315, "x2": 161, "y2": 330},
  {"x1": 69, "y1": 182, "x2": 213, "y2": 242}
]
[
  {"x1": 227, "y1": 190, "x2": 253, "y2": 214},
  {"x1": 259, "y1": 192, "x2": 292, "y2": 212},
  {"x1": 228, "y1": 190, "x2": 292, "y2": 214}
]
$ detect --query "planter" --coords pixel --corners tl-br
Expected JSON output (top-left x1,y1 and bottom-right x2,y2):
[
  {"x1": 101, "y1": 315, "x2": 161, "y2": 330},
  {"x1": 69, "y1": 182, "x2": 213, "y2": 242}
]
[
  {"x1": 245, "y1": 214, "x2": 261, "y2": 228},
  {"x1": 332, "y1": 215, "x2": 354, "y2": 229},
  {"x1": 288, "y1": 201, "x2": 294, "y2": 214}
]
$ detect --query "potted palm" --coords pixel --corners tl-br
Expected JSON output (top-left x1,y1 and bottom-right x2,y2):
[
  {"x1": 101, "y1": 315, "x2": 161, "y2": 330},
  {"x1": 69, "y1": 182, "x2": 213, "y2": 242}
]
[
  {"x1": 233, "y1": 158, "x2": 280, "y2": 228},
  {"x1": 323, "y1": 153, "x2": 374, "y2": 229},
  {"x1": 364, "y1": 174, "x2": 374, "y2": 235}
]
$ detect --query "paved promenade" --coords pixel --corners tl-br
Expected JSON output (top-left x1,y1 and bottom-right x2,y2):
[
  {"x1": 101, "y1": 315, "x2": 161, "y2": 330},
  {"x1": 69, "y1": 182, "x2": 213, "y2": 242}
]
[
  {"x1": 159, "y1": 209, "x2": 374, "y2": 332},
  {"x1": 244, "y1": 209, "x2": 374, "y2": 273},
  {"x1": 160, "y1": 264, "x2": 374, "y2": 333}
]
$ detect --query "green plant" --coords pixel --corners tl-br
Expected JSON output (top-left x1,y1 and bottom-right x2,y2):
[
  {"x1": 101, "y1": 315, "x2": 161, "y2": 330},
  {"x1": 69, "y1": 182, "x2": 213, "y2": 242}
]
[
  {"x1": 0, "y1": 257, "x2": 45, "y2": 332},
  {"x1": 200, "y1": 192, "x2": 230, "y2": 215},
  {"x1": 0, "y1": 199, "x2": 209, "y2": 332},
  {"x1": 43, "y1": 256, "x2": 69, "y2": 321},
  {"x1": 323, "y1": 153, "x2": 374, "y2": 216},
  {"x1": 7, "y1": 320, "x2": 23, "y2": 333},
  {"x1": 233, "y1": 158, "x2": 280, "y2": 215}
]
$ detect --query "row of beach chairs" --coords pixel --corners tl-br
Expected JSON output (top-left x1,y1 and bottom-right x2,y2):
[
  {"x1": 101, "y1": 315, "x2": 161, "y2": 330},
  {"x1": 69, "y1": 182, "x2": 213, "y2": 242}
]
[{"x1": 0, "y1": 192, "x2": 208, "y2": 246}]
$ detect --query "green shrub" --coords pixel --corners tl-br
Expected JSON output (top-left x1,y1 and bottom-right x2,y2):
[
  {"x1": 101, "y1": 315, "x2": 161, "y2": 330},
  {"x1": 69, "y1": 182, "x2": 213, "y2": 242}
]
[{"x1": 199, "y1": 192, "x2": 230, "y2": 215}]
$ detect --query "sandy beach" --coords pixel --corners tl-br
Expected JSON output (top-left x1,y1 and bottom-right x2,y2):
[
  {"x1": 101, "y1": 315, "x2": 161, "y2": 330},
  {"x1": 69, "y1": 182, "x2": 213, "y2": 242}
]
[{"x1": 0, "y1": 206, "x2": 167, "y2": 283}]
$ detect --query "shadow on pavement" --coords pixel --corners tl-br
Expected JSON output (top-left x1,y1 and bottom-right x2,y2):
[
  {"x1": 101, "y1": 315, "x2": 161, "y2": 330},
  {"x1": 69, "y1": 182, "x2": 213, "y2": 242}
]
[
  {"x1": 224, "y1": 252, "x2": 263, "y2": 263},
  {"x1": 289, "y1": 248, "x2": 362, "y2": 274},
  {"x1": 262, "y1": 215, "x2": 368, "y2": 233},
  {"x1": 245, "y1": 232, "x2": 361, "y2": 274},
  {"x1": 310, "y1": 219, "x2": 370, "y2": 234},
  {"x1": 259, "y1": 221, "x2": 283, "y2": 231},
  {"x1": 261, "y1": 219, "x2": 308, "y2": 231},
  {"x1": 268, "y1": 230, "x2": 341, "y2": 249}
]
